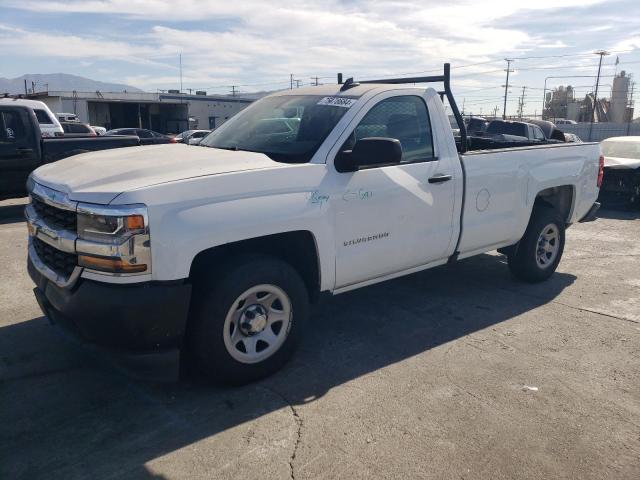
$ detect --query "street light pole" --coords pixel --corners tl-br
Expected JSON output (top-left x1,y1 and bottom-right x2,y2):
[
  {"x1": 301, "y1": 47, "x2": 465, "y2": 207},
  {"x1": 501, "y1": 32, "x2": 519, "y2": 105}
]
[{"x1": 588, "y1": 50, "x2": 609, "y2": 141}]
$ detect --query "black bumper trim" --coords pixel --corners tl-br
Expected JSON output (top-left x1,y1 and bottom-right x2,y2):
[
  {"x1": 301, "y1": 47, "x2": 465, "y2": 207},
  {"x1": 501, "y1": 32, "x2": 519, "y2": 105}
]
[
  {"x1": 29, "y1": 256, "x2": 192, "y2": 380},
  {"x1": 578, "y1": 201, "x2": 600, "y2": 223}
]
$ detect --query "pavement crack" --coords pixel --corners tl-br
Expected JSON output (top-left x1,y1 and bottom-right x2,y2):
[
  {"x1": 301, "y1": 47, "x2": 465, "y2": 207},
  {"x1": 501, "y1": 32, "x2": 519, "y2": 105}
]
[{"x1": 258, "y1": 386, "x2": 303, "y2": 479}]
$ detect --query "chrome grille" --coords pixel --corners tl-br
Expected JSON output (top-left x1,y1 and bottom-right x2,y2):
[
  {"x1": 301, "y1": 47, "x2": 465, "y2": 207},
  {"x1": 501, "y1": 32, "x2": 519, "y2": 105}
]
[
  {"x1": 31, "y1": 196, "x2": 77, "y2": 231},
  {"x1": 32, "y1": 236, "x2": 77, "y2": 279}
]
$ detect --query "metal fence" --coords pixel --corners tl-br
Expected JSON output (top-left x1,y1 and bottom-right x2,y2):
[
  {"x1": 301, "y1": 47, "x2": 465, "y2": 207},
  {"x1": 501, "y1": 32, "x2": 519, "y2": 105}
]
[{"x1": 560, "y1": 123, "x2": 640, "y2": 142}]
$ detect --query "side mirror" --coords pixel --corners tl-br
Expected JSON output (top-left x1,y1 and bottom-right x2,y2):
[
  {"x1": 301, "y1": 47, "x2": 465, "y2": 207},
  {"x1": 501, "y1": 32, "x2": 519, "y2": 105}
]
[{"x1": 335, "y1": 137, "x2": 403, "y2": 173}]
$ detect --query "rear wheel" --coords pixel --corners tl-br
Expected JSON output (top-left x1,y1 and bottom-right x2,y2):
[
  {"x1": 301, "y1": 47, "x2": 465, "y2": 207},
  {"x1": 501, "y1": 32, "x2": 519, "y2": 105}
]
[
  {"x1": 189, "y1": 255, "x2": 309, "y2": 384},
  {"x1": 508, "y1": 205, "x2": 565, "y2": 282}
]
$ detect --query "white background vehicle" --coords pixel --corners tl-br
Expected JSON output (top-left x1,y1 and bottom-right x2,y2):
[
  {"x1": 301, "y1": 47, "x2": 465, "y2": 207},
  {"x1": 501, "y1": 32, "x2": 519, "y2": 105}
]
[
  {"x1": 599, "y1": 136, "x2": 640, "y2": 206},
  {"x1": 91, "y1": 126, "x2": 107, "y2": 136},
  {"x1": 25, "y1": 65, "x2": 602, "y2": 383},
  {"x1": 56, "y1": 112, "x2": 79, "y2": 123},
  {"x1": 0, "y1": 98, "x2": 63, "y2": 137}
]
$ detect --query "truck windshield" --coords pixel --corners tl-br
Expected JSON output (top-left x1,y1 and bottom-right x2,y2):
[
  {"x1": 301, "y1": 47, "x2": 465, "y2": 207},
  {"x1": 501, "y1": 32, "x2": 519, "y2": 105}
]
[
  {"x1": 601, "y1": 140, "x2": 640, "y2": 159},
  {"x1": 200, "y1": 95, "x2": 352, "y2": 163}
]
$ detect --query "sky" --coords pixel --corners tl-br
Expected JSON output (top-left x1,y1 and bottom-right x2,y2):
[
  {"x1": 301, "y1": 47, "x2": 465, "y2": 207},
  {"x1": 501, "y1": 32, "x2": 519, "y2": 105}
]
[{"x1": 1, "y1": 0, "x2": 640, "y2": 115}]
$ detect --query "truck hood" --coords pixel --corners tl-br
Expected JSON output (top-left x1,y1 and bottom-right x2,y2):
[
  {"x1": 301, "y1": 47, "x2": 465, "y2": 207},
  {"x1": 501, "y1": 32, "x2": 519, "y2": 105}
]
[
  {"x1": 603, "y1": 155, "x2": 640, "y2": 170},
  {"x1": 32, "y1": 144, "x2": 285, "y2": 204}
]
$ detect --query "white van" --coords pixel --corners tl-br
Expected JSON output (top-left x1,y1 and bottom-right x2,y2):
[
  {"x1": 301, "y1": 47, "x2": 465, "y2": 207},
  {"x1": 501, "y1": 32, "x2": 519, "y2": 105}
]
[
  {"x1": 56, "y1": 112, "x2": 79, "y2": 123},
  {"x1": 0, "y1": 98, "x2": 64, "y2": 137}
]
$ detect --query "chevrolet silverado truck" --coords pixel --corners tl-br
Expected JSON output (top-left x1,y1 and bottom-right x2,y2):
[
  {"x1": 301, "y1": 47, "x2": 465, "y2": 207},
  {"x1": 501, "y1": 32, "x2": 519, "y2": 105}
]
[
  {"x1": 0, "y1": 104, "x2": 140, "y2": 200},
  {"x1": 26, "y1": 65, "x2": 602, "y2": 384}
]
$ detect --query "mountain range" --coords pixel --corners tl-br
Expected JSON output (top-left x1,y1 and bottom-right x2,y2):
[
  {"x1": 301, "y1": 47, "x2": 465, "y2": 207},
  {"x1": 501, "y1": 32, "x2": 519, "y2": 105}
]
[{"x1": 0, "y1": 73, "x2": 142, "y2": 94}]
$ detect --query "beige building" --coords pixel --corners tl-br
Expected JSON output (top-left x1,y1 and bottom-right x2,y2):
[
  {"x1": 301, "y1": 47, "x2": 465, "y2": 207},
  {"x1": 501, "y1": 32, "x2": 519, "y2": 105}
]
[{"x1": 30, "y1": 90, "x2": 253, "y2": 134}]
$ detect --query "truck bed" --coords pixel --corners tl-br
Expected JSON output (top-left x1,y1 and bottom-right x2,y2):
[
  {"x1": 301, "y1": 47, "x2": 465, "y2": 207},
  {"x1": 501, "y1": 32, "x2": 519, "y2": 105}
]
[
  {"x1": 42, "y1": 136, "x2": 141, "y2": 163},
  {"x1": 456, "y1": 141, "x2": 601, "y2": 258}
]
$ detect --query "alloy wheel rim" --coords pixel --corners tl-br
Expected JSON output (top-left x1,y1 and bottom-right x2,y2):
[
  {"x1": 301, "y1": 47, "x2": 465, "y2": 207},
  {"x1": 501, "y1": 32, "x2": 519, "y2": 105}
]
[
  {"x1": 223, "y1": 284, "x2": 292, "y2": 364},
  {"x1": 536, "y1": 223, "x2": 560, "y2": 269}
]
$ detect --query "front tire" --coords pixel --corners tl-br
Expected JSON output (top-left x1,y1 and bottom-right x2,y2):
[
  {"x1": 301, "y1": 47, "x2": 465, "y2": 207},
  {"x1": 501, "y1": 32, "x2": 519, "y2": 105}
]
[
  {"x1": 508, "y1": 205, "x2": 565, "y2": 282},
  {"x1": 189, "y1": 255, "x2": 309, "y2": 384}
]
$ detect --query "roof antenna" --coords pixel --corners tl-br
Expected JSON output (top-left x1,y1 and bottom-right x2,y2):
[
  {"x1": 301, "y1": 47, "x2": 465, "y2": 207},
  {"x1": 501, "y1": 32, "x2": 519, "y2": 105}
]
[{"x1": 340, "y1": 77, "x2": 360, "y2": 91}]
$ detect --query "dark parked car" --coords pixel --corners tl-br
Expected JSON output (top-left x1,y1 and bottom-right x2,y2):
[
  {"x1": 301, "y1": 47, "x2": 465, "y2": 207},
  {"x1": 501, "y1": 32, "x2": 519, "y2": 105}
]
[
  {"x1": 60, "y1": 122, "x2": 96, "y2": 137},
  {"x1": 466, "y1": 116, "x2": 489, "y2": 135},
  {"x1": 0, "y1": 105, "x2": 140, "y2": 199},
  {"x1": 467, "y1": 120, "x2": 564, "y2": 150},
  {"x1": 106, "y1": 128, "x2": 176, "y2": 145}
]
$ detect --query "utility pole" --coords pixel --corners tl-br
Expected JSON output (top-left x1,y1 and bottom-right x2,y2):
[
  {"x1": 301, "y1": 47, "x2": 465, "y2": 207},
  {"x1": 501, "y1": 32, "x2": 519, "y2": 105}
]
[
  {"x1": 627, "y1": 81, "x2": 635, "y2": 136},
  {"x1": 295, "y1": 79, "x2": 302, "y2": 88},
  {"x1": 24, "y1": 79, "x2": 28, "y2": 95},
  {"x1": 517, "y1": 86, "x2": 526, "y2": 119},
  {"x1": 290, "y1": 74, "x2": 294, "y2": 89},
  {"x1": 230, "y1": 86, "x2": 237, "y2": 96},
  {"x1": 502, "y1": 59, "x2": 514, "y2": 119},
  {"x1": 179, "y1": 53, "x2": 183, "y2": 93},
  {"x1": 311, "y1": 76, "x2": 319, "y2": 86},
  {"x1": 588, "y1": 50, "x2": 609, "y2": 141}
]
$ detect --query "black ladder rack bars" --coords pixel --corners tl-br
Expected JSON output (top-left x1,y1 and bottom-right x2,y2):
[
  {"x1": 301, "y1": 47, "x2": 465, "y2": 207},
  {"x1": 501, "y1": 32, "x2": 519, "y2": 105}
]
[{"x1": 346, "y1": 63, "x2": 467, "y2": 153}]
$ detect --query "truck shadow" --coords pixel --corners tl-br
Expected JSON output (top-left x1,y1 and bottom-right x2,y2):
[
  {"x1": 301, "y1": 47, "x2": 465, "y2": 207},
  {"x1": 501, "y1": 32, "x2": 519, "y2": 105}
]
[
  {"x1": 0, "y1": 203, "x2": 27, "y2": 225},
  {"x1": 597, "y1": 206, "x2": 640, "y2": 220},
  {"x1": 0, "y1": 253, "x2": 575, "y2": 479}
]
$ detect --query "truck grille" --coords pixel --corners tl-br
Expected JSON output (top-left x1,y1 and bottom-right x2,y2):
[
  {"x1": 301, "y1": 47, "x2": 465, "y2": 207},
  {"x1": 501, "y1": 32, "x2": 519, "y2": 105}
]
[
  {"x1": 31, "y1": 197, "x2": 77, "y2": 231},
  {"x1": 32, "y1": 237, "x2": 77, "y2": 278}
]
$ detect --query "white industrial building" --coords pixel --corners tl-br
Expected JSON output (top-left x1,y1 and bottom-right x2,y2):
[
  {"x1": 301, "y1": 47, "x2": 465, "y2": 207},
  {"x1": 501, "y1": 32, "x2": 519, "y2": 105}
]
[{"x1": 29, "y1": 90, "x2": 254, "y2": 134}]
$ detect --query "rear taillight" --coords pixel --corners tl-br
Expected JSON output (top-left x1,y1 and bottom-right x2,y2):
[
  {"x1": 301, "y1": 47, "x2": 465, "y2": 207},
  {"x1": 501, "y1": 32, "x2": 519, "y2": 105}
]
[
  {"x1": 597, "y1": 155, "x2": 604, "y2": 188},
  {"x1": 169, "y1": 137, "x2": 177, "y2": 143}
]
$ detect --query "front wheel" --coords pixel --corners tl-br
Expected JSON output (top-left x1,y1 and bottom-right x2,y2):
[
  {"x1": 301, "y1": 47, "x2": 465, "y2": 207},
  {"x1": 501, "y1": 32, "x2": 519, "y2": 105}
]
[
  {"x1": 189, "y1": 255, "x2": 309, "y2": 384},
  {"x1": 508, "y1": 205, "x2": 565, "y2": 282}
]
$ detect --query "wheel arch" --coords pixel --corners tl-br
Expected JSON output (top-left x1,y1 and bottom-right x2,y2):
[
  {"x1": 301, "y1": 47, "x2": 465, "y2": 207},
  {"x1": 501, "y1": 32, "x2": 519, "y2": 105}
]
[
  {"x1": 533, "y1": 184, "x2": 575, "y2": 223},
  {"x1": 189, "y1": 230, "x2": 322, "y2": 302}
]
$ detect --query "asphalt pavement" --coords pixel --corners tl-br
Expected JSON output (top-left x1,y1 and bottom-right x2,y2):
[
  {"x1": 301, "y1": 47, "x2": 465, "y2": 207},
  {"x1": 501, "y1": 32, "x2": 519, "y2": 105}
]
[{"x1": 1, "y1": 197, "x2": 639, "y2": 479}]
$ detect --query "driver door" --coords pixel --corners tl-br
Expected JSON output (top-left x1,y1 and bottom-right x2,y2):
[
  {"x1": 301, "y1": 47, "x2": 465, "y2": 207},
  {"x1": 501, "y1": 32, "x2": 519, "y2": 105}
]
[
  {"x1": 0, "y1": 107, "x2": 39, "y2": 198},
  {"x1": 329, "y1": 92, "x2": 457, "y2": 288}
]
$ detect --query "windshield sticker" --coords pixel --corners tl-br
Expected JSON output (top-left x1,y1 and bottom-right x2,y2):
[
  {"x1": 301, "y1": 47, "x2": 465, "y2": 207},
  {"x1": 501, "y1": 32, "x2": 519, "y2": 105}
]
[{"x1": 317, "y1": 97, "x2": 357, "y2": 108}]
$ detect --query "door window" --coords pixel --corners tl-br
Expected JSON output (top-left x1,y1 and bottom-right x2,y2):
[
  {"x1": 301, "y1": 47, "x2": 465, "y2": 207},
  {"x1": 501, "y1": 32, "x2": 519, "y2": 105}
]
[
  {"x1": 341, "y1": 95, "x2": 434, "y2": 164},
  {"x1": 533, "y1": 126, "x2": 546, "y2": 141},
  {"x1": 0, "y1": 110, "x2": 26, "y2": 142},
  {"x1": 136, "y1": 129, "x2": 153, "y2": 138}
]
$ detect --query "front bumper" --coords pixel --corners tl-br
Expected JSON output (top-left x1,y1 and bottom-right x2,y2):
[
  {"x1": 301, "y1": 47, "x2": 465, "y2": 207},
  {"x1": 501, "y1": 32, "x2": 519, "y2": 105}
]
[{"x1": 28, "y1": 255, "x2": 192, "y2": 381}]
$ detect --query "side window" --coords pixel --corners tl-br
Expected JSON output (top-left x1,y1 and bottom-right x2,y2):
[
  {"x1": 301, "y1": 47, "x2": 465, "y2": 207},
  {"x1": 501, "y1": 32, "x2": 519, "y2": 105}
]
[
  {"x1": 137, "y1": 130, "x2": 153, "y2": 138},
  {"x1": 533, "y1": 126, "x2": 545, "y2": 141},
  {"x1": 341, "y1": 95, "x2": 434, "y2": 164},
  {"x1": 34, "y1": 109, "x2": 52, "y2": 125},
  {"x1": 0, "y1": 110, "x2": 27, "y2": 143}
]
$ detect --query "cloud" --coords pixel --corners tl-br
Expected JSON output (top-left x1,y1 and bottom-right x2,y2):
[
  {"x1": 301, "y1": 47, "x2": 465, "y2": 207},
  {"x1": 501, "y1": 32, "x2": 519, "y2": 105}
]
[{"x1": 3, "y1": 0, "x2": 637, "y2": 93}]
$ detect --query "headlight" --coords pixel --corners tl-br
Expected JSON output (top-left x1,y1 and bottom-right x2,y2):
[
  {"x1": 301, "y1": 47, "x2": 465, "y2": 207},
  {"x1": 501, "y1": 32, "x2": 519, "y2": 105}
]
[{"x1": 76, "y1": 203, "x2": 151, "y2": 275}]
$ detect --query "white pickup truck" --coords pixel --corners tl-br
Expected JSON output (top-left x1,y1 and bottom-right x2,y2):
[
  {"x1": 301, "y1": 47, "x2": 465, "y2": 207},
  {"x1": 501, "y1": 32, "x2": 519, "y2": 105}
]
[{"x1": 26, "y1": 65, "x2": 602, "y2": 383}]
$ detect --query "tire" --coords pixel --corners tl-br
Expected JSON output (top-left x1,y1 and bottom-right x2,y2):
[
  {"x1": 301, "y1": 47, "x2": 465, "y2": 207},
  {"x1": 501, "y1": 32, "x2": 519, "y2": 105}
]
[
  {"x1": 188, "y1": 254, "x2": 309, "y2": 385},
  {"x1": 507, "y1": 205, "x2": 565, "y2": 283}
]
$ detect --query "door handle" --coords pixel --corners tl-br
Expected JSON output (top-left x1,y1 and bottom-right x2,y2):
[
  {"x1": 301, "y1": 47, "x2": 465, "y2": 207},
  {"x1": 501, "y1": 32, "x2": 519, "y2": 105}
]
[
  {"x1": 428, "y1": 174, "x2": 452, "y2": 184},
  {"x1": 16, "y1": 148, "x2": 33, "y2": 155}
]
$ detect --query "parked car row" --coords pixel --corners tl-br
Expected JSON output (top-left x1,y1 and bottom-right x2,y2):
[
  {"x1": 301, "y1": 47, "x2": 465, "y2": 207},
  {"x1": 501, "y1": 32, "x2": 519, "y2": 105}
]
[{"x1": 106, "y1": 128, "x2": 177, "y2": 145}]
